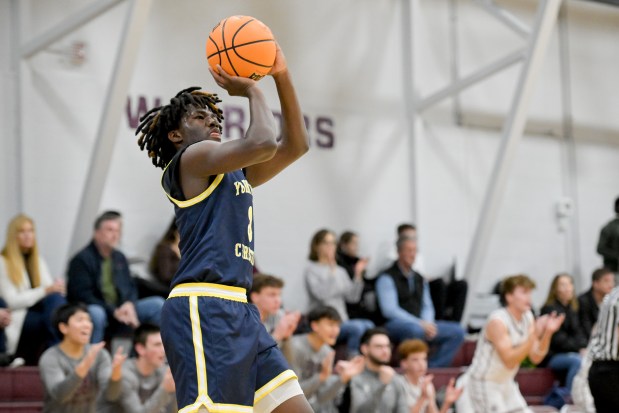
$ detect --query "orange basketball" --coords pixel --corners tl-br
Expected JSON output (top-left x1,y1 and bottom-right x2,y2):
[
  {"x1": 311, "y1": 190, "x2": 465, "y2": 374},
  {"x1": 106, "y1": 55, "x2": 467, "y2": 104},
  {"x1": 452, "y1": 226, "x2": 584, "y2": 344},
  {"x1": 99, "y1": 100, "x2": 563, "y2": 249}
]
[{"x1": 206, "y1": 16, "x2": 276, "y2": 81}]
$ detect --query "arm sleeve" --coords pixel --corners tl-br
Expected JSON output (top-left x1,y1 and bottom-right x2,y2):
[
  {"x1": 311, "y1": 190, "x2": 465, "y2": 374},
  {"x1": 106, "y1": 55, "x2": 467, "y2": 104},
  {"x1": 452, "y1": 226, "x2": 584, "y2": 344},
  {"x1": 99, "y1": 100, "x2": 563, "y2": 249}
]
[
  {"x1": 350, "y1": 377, "x2": 387, "y2": 413},
  {"x1": 394, "y1": 377, "x2": 413, "y2": 413},
  {"x1": 578, "y1": 296, "x2": 594, "y2": 339},
  {"x1": 420, "y1": 281, "x2": 436, "y2": 322},
  {"x1": 315, "y1": 375, "x2": 345, "y2": 405},
  {"x1": 376, "y1": 275, "x2": 421, "y2": 324},
  {"x1": 287, "y1": 339, "x2": 322, "y2": 398},
  {"x1": 97, "y1": 350, "x2": 122, "y2": 402},
  {"x1": 343, "y1": 270, "x2": 365, "y2": 304},
  {"x1": 38, "y1": 350, "x2": 86, "y2": 404},
  {"x1": 0, "y1": 258, "x2": 47, "y2": 310},
  {"x1": 597, "y1": 226, "x2": 616, "y2": 258},
  {"x1": 542, "y1": 306, "x2": 588, "y2": 352}
]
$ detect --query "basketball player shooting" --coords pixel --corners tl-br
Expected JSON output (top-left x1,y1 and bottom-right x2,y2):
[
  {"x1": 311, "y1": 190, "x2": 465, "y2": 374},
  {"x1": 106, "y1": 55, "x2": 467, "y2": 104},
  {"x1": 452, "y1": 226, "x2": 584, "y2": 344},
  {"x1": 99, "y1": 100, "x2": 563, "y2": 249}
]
[{"x1": 136, "y1": 41, "x2": 313, "y2": 413}]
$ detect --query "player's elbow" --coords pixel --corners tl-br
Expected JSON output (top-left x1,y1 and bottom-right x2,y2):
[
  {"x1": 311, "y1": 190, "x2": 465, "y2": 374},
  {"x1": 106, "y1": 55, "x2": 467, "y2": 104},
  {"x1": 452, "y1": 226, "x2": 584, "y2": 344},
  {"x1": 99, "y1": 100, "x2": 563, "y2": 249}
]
[
  {"x1": 498, "y1": 354, "x2": 519, "y2": 370},
  {"x1": 250, "y1": 137, "x2": 278, "y2": 162},
  {"x1": 297, "y1": 138, "x2": 310, "y2": 157}
]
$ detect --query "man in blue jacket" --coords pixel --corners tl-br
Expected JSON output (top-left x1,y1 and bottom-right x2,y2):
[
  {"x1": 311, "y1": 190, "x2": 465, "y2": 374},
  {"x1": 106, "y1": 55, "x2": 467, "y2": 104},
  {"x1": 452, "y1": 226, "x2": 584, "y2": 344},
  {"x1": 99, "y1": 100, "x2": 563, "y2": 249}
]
[{"x1": 67, "y1": 211, "x2": 164, "y2": 342}]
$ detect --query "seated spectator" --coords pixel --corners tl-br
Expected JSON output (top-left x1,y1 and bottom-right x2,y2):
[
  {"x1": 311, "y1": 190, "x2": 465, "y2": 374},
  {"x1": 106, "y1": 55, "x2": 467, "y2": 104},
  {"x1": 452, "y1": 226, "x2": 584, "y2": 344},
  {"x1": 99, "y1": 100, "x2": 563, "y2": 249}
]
[
  {"x1": 349, "y1": 327, "x2": 408, "y2": 413},
  {"x1": 372, "y1": 224, "x2": 467, "y2": 322},
  {"x1": 0, "y1": 214, "x2": 66, "y2": 365},
  {"x1": 305, "y1": 229, "x2": 374, "y2": 356},
  {"x1": 67, "y1": 211, "x2": 165, "y2": 343},
  {"x1": 336, "y1": 231, "x2": 368, "y2": 280},
  {"x1": 398, "y1": 224, "x2": 468, "y2": 322},
  {"x1": 540, "y1": 273, "x2": 587, "y2": 392},
  {"x1": 376, "y1": 237, "x2": 464, "y2": 367},
  {"x1": 39, "y1": 303, "x2": 126, "y2": 413},
  {"x1": 0, "y1": 298, "x2": 12, "y2": 366},
  {"x1": 286, "y1": 306, "x2": 365, "y2": 413},
  {"x1": 456, "y1": 275, "x2": 564, "y2": 413},
  {"x1": 148, "y1": 219, "x2": 180, "y2": 294},
  {"x1": 99, "y1": 323, "x2": 176, "y2": 413},
  {"x1": 397, "y1": 339, "x2": 462, "y2": 413},
  {"x1": 579, "y1": 267, "x2": 615, "y2": 340},
  {"x1": 336, "y1": 231, "x2": 380, "y2": 323},
  {"x1": 249, "y1": 273, "x2": 300, "y2": 345}
]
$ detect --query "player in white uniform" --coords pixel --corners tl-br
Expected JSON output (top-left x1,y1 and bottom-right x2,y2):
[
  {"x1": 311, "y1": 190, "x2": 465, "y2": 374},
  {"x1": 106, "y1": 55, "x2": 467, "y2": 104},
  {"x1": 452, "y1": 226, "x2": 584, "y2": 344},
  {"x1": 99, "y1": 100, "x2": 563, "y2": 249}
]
[{"x1": 456, "y1": 274, "x2": 565, "y2": 413}]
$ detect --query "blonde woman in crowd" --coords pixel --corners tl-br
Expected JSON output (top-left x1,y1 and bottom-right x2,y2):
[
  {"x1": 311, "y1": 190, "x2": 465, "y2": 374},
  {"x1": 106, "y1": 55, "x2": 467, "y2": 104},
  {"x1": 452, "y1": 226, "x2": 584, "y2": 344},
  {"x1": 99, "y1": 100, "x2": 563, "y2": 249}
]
[{"x1": 0, "y1": 214, "x2": 66, "y2": 364}]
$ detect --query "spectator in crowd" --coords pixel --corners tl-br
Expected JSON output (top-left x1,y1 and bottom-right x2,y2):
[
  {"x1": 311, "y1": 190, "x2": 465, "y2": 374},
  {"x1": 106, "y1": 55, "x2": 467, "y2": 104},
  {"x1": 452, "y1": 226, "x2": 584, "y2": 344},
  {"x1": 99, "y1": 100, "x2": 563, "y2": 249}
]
[
  {"x1": 540, "y1": 273, "x2": 587, "y2": 392},
  {"x1": 587, "y1": 286, "x2": 619, "y2": 413},
  {"x1": 397, "y1": 339, "x2": 462, "y2": 413},
  {"x1": 397, "y1": 224, "x2": 468, "y2": 323},
  {"x1": 579, "y1": 267, "x2": 615, "y2": 340},
  {"x1": 336, "y1": 231, "x2": 368, "y2": 281},
  {"x1": 39, "y1": 303, "x2": 126, "y2": 413},
  {"x1": 305, "y1": 229, "x2": 374, "y2": 356},
  {"x1": 286, "y1": 306, "x2": 365, "y2": 413},
  {"x1": 249, "y1": 273, "x2": 301, "y2": 345},
  {"x1": 349, "y1": 327, "x2": 408, "y2": 413},
  {"x1": 0, "y1": 298, "x2": 12, "y2": 366},
  {"x1": 0, "y1": 214, "x2": 66, "y2": 365},
  {"x1": 149, "y1": 219, "x2": 180, "y2": 293},
  {"x1": 336, "y1": 231, "x2": 379, "y2": 323},
  {"x1": 67, "y1": 211, "x2": 164, "y2": 343},
  {"x1": 100, "y1": 323, "x2": 176, "y2": 413},
  {"x1": 456, "y1": 275, "x2": 564, "y2": 413},
  {"x1": 376, "y1": 236, "x2": 464, "y2": 367},
  {"x1": 372, "y1": 224, "x2": 467, "y2": 322},
  {"x1": 596, "y1": 196, "x2": 619, "y2": 273},
  {"x1": 370, "y1": 224, "x2": 424, "y2": 278}
]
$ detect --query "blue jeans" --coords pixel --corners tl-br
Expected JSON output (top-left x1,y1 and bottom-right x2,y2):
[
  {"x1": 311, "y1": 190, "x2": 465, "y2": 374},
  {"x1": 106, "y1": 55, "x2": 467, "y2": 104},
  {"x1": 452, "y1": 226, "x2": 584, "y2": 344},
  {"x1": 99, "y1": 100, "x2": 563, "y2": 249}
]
[
  {"x1": 548, "y1": 352, "x2": 582, "y2": 391},
  {"x1": 88, "y1": 296, "x2": 165, "y2": 343},
  {"x1": 17, "y1": 293, "x2": 66, "y2": 364},
  {"x1": 384, "y1": 318, "x2": 465, "y2": 367},
  {"x1": 338, "y1": 318, "x2": 375, "y2": 355}
]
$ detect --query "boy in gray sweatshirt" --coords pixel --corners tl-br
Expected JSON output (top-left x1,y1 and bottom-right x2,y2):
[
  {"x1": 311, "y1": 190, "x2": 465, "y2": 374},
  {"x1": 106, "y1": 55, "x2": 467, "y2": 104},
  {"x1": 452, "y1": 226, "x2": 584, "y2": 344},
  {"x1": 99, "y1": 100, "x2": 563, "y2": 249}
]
[
  {"x1": 99, "y1": 323, "x2": 176, "y2": 413},
  {"x1": 38, "y1": 303, "x2": 126, "y2": 413}
]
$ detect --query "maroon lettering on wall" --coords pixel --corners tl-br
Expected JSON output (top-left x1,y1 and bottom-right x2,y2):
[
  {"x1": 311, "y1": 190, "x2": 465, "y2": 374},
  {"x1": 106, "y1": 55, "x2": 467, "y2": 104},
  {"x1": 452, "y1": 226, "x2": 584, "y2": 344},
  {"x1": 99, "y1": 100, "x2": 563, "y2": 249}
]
[
  {"x1": 223, "y1": 105, "x2": 246, "y2": 140},
  {"x1": 316, "y1": 117, "x2": 334, "y2": 148},
  {"x1": 126, "y1": 96, "x2": 162, "y2": 129},
  {"x1": 126, "y1": 95, "x2": 335, "y2": 149}
]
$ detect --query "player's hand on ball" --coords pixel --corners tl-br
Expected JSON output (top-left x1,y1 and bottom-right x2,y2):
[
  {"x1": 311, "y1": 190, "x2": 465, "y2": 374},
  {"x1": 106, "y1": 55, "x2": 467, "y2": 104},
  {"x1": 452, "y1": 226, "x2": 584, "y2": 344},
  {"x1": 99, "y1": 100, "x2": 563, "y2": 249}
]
[
  {"x1": 269, "y1": 42, "x2": 288, "y2": 77},
  {"x1": 209, "y1": 65, "x2": 257, "y2": 97}
]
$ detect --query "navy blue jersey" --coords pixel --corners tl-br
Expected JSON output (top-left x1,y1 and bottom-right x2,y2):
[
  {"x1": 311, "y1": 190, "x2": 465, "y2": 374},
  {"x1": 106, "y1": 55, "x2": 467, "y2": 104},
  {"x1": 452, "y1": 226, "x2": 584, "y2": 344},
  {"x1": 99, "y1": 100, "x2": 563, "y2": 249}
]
[{"x1": 161, "y1": 145, "x2": 255, "y2": 290}]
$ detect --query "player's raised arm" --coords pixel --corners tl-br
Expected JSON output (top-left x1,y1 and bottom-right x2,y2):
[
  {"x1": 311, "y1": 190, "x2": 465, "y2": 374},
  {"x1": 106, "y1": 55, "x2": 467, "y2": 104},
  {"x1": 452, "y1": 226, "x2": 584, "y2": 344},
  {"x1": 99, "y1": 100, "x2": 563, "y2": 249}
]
[
  {"x1": 175, "y1": 68, "x2": 278, "y2": 187},
  {"x1": 244, "y1": 43, "x2": 309, "y2": 187}
]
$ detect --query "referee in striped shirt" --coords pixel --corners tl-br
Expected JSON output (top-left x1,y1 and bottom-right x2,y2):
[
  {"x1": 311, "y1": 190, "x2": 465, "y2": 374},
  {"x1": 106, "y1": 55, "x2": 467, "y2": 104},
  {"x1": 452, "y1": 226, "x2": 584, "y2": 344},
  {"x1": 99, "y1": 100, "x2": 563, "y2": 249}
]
[{"x1": 588, "y1": 285, "x2": 619, "y2": 413}]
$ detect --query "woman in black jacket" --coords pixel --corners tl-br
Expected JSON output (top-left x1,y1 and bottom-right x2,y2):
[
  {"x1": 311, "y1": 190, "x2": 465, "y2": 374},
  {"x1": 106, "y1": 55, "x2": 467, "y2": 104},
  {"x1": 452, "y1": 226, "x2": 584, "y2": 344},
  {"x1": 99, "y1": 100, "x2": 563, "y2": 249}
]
[{"x1": 541, "y1": 273, "x2": 588, "y2": 392}]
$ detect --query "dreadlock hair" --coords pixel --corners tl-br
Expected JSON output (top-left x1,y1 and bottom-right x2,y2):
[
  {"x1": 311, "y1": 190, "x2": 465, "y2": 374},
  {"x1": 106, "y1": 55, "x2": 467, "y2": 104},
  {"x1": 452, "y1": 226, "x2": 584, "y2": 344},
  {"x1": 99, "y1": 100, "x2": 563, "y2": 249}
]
[{"x1": 136, "y1": 86, "x2": 224, "y2": 169}]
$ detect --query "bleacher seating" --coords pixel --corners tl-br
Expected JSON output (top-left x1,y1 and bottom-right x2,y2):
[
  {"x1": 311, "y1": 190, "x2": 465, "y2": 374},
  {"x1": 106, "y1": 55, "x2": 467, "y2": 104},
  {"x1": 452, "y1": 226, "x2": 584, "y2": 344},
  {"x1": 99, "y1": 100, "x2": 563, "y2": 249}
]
[
  {"x1": 0, "y1": 367, "x2": 43, "y2": 412},
  {"x1": 0, "y1": 350, "x2": 558, "y2": 411}
]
